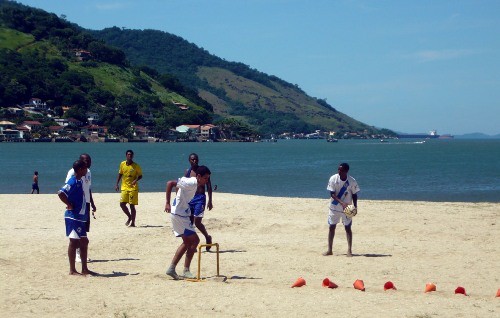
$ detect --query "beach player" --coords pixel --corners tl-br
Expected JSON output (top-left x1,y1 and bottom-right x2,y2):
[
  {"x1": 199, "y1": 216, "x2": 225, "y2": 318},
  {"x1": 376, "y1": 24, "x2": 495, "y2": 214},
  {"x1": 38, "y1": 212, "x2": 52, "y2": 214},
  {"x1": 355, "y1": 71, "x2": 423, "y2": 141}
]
[
  {"x1": 66, "y1": 153, "x2": 96, "y2": 263},
  {"x1": 58, "y1": 159, "x2": 95, "y2": 276},
  {"x1": 31, "y1": 171, "x2": 39, "y2": 194},
  {"x1": 164, "y1": 165, "x2": 212, "y2": 280},
  {"x1": 324, "y1": 162, "x2": 360, "y2": 257},
  {"x1": 115, "y1": 150, "x2": 142, "y2": 227},
  {"x1": 184, "y1": 153, "x2": 214, "y2": 250}
]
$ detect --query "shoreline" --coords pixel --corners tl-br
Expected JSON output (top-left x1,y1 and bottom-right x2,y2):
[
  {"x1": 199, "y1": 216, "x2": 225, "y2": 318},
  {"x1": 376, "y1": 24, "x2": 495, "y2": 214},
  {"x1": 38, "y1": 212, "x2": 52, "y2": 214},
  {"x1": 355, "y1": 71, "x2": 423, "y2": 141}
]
[
  {"x1": 1, "y1": 193, "x2": 499, "y2": 317},
  {"x1": 4, "y1": 192, "x2": 500, "y2": 204}
]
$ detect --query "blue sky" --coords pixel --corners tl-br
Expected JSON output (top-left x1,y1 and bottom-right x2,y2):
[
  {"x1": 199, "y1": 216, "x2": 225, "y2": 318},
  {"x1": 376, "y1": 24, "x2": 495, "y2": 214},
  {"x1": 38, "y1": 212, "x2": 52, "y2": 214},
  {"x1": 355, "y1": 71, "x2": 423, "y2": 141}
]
[{"x1": 16, "y1": 0, "x2": 500, "y2": 135}]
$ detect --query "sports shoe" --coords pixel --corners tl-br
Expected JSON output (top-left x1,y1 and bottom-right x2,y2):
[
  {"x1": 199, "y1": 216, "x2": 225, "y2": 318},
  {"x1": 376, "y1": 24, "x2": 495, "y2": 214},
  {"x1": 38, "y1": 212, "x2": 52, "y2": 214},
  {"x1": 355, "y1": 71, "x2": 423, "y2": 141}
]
[
  {"x1": 166, "y1": 267, "x2": 179, "y2": 280},
  {"x1": 183, "y1": 270, "x2": 195, "y2": 279}
]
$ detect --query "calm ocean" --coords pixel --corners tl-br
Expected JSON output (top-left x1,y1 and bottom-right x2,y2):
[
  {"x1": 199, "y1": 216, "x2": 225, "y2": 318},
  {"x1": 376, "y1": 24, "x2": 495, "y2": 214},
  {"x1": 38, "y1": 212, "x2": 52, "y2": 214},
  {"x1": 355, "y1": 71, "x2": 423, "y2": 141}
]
[{"x1": 1, "y1": 139, "x2": 499, "y2": 202}]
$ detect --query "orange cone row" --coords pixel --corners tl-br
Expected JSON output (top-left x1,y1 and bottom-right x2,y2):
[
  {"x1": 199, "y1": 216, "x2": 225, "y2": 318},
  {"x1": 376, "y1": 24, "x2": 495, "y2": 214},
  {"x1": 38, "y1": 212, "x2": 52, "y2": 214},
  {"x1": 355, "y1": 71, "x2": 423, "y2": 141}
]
[{"x1": 290, "y1": 278, "x2": 499, "y2": 297}]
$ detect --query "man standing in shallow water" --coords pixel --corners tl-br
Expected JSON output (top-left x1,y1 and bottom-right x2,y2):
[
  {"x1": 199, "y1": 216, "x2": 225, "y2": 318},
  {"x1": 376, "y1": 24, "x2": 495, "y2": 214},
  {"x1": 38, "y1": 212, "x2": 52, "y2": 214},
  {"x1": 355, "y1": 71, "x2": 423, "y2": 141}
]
[
  {"x1": 31, "y1": 171, "x2": 39, "y2": 194},
  {"x1": 115, "y1": 150, "x2": 142, "y2": 227},
  {"x1": 324, "y1": 162, "x2": 360, "y2": 257}
]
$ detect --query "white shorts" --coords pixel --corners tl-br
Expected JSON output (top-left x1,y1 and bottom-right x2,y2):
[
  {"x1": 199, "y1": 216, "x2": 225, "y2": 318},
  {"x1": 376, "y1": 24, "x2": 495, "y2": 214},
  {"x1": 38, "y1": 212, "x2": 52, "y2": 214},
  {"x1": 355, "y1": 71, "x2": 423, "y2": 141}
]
[
  {"x1": 170, "y1": 214, "x2": 196, "y2": 237},
  {"x1": 328, "y1": 209, "x2": 352, "y2": 227}
]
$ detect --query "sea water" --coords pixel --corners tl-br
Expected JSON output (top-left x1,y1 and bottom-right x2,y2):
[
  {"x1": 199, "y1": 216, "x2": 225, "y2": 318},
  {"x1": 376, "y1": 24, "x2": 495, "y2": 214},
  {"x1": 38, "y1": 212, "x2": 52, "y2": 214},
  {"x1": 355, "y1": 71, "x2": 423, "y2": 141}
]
[{"x1": 1, "y1": 139, "x2": 499, "y2": 202}]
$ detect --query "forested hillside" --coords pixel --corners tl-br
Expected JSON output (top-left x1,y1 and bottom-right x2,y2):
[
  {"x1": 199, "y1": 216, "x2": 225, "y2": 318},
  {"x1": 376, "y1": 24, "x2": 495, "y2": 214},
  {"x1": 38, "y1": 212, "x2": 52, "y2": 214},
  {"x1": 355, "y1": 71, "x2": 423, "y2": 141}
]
[
  {"x1": 92, "y1": 28, "x2": 393, "y2": 136},
  {"x1": 0, "y1": 0, "x2": 216, "y2": 138},
  {"x1": 1, "y1": 1, "x2": 395, "y2": 138}
]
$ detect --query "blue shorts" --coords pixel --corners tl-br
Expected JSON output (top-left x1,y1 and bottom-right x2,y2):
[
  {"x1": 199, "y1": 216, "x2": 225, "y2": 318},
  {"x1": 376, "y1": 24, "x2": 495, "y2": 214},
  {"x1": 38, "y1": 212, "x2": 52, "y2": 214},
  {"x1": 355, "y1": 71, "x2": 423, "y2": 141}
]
[
  {"x1": 65, "y1": 218, "x2": 87, "y2": 239},
  {"x1": 32, "y1": 183, "x2": 39, "y2": 190},
  {"x1": 189, "y1": 193, "x2": 206, "y2": 218}
]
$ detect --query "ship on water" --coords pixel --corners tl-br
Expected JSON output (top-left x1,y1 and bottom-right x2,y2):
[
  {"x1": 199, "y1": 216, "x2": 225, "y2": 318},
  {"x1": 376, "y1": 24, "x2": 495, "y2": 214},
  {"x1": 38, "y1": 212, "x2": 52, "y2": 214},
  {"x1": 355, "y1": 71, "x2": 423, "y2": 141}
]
[{"x1": 397, "y1": 130, "x2": 454, "y2": 139}]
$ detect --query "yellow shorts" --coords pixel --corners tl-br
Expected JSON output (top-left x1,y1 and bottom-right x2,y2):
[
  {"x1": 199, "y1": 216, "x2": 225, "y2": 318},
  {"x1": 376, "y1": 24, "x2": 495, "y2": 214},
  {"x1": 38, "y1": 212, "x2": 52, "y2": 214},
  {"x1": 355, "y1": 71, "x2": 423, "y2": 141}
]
[{"x1": 120, "y1": 190, "x2": 139, "y2": 205}]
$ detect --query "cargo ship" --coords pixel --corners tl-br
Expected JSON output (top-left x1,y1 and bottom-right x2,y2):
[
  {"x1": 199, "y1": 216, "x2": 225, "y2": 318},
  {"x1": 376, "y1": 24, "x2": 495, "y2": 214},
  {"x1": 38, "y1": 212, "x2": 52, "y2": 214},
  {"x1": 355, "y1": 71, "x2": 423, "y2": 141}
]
[{"x1": 397, "y1": 130, "x2": 453, "y2": 139}]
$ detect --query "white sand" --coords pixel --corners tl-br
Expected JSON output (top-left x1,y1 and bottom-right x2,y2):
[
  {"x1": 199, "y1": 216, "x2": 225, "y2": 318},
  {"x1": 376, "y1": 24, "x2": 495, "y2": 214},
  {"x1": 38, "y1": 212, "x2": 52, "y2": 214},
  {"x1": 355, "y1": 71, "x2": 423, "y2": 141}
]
[{"x1": 0, "y1": 193, "x2": 498, "y2": 317}]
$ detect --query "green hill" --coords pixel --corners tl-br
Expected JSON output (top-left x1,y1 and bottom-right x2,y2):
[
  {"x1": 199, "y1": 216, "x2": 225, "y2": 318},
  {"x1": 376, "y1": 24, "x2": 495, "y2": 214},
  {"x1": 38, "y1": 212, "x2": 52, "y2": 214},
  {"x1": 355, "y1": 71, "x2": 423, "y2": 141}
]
[
  {"x1": 92, "y1": 27, "x2": 392, "y2": 136},
  {"x1": 0, "y1": 1, "x2": 212, "y2": 138},
  {"x1": 1, "y1": 1, "x2": 395, "y2": 138}
]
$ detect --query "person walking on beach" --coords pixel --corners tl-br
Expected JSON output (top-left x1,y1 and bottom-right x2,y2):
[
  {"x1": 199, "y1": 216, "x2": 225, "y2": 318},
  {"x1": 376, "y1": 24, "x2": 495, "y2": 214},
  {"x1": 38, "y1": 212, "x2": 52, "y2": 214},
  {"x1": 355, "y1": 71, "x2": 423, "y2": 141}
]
[
  {"x1": 324, "y1": 162, "x2": 360, "y2": 257},
  {"x1": 164, "y1": 165, "x2": 212, "y2": 280},
  {"x1": 58, "y1": 159, "x2": 96, "y2": 276},
  {"x1": 66, "y1": 153, "x2": 96, "y2": 263},
  {"x1": 31, "y1": 171, "x2": 39, "y2": 194},
  {"x1": 184, "y1": 153, "x2": 214, "y2": 250},
  {"x1": 115, "y1": 149, "x2": 142, "y2": 227}
]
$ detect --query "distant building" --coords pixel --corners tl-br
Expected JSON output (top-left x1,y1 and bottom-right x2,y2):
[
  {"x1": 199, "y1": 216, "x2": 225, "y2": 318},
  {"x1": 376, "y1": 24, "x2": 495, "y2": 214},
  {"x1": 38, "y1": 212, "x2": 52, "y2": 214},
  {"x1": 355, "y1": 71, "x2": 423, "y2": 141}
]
[
  {"x1": 74, "y1": 50, "x2": 92, "y2": 61},
  {"x1": 21, "y1": 120, "x2": 43, "y2": 131},
  {"x1": 0, "y1": 121, "x2": 23, "y2": 140}
]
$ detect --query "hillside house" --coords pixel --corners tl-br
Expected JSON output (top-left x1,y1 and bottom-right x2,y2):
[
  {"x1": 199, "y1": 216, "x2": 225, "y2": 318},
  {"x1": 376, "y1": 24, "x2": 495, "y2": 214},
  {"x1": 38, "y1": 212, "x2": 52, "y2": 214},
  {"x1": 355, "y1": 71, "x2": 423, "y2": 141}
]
[
  {"x1": 28, "y1": 98, "x2": 47, "y2": 110},
  {"x1": 87, "y1": 112, "x2": 99, "y2": 124},
  {"x1": 54, "y1": 118, "x2": 69, "y2": 126},
  {"x1": 49, "y1": 126, "x2": 65, "y2": 136},
  {"x1": 200, "y1": 124, "x2": 217, "y2": 141},
  {"x1": 81, "y1": 125, "x2": 107, "y2": 137},
  {"x1": 75, "y1": 50, "x2": 92, "y2": 61},
  {"x1": 0, "y1": 121, "x2": 23, "y2": 140},
  {"x1": 173, "y1": 102, "x2": 189, "y2": 110},
  {"x1": 132, "y1": 125, "x2": 150, "y2": 138},
  {"x1": 67, "y1": 118, "x2": 84, "y2": 127},
  {"x1": 21, "y1": 120, "x2": 42, "y2": 131}
]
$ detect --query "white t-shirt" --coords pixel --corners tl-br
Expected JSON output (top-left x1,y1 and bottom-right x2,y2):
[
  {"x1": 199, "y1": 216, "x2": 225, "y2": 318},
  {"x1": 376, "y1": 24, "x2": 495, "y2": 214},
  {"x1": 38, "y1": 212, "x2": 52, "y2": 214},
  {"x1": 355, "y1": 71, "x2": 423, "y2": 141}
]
[
  {"x1": 327, "y1": 174, "x2": 360, "y2": 212},
  {"x1": 66, "y1": 168, "x2": 91, "y2": 203},
  {"x1": 171, "y1": 177, "x2": 198, "y2": 217}
]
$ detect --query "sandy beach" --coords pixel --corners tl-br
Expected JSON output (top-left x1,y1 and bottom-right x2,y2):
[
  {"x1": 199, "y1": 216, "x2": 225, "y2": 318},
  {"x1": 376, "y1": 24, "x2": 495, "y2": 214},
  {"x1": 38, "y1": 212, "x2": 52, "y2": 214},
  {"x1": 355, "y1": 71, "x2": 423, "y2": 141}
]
[{"x1": 0, "y1": 193, "x2": 498, "y2": 317}]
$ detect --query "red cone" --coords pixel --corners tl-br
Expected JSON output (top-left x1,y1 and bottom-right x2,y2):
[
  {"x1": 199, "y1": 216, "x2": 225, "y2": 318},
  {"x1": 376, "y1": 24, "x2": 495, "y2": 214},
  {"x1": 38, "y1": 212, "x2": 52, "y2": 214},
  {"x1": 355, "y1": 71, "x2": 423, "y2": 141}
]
[
  {"x1": 291, "y1": 277, "x2": 306, "y2": 288},
  {"x1": 425, "y1": 283, "x2": 436, "y2": 293},
  {"x1": 384, "y1": 281, "x2": 397, "y2": 291},
  {"x1": 322, "y1": 278, "x2": 338, "y2": 289},
  {"x1": 353, "y1": 279, "x2": 365, "y2": 291},
  {"x1": 454, "y1": 286, "x2": 467, "y2": 296}
]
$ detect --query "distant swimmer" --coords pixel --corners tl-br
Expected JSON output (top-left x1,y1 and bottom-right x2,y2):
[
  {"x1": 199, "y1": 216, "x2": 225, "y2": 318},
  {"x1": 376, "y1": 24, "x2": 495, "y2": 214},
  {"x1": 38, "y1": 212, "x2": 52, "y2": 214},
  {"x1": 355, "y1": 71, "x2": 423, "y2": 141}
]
[
  {"x1": 31, "y1": 171, "x2": 39, "y2": 194},
  {"x1": 323, "y1": 163, "x2": 360, "y2": 257},
  {"x1": 115, "y1": 150, "x2": 142, "y2": 227}
]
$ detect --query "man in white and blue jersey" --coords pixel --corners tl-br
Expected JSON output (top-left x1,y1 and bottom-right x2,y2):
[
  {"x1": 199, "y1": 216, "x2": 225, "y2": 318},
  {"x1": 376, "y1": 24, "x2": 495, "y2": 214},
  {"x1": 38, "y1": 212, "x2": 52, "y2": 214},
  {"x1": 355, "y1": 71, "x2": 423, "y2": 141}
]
[
  {"x1": 164, "y1": 166, "x2": 211, "y2": 280},
  {"x1": 324, "y1": 162, "x2": 360, "y2": 257},
  {"x1": 58, "y1": 159, "x2": 95, "y2": 276},
  {"x1": 66, "y1": 153, "x2": 96, "y2": 263}
]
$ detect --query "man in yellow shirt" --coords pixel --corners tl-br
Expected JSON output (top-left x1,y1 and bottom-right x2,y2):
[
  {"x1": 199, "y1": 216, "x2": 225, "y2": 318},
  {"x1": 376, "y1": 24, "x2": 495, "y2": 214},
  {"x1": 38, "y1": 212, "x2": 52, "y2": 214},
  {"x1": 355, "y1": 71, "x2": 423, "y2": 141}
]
[{"x1": 115, "y1": 150, "x2": 143, "y2": 227}]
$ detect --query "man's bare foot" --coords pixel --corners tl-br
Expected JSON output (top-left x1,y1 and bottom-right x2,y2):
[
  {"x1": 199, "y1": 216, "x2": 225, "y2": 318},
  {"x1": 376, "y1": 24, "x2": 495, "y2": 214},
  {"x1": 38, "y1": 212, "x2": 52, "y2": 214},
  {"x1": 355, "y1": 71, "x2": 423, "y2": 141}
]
[
  {"x1": 69, "y1": 270, "x2": 82, "y2": 276},
  {"x1": 125, "y1": 218, "x2": 131, "y2": 226},
  {"x1": 322, "y1": 251, "x2": 333, "y2": 256},
  {"x1": 128, "y1": 223, "x2": 136, "y2": 227},
  {"x1": 346, "y1": 251, "x2": 353, "y2": 257},
  {"x1": 81, "y1": 269, "x2": 98, "y2": 276},
  {"x1": 206, "y1": 235, "x2": 212, "y2": 251}
]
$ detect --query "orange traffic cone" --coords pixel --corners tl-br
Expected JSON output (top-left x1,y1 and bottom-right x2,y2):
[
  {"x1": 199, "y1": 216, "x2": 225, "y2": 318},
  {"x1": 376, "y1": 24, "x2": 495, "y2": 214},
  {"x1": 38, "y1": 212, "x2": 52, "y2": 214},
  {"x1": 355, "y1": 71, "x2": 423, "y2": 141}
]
[
  {"x1": 291, "y1": 277, "x2": 306, "y2": 288},
  {"x1": 425, "y1": 283, "x2": 436, "y2": 293},
  {"x1": 496, "y1": 289, "x2": 500, "y2": 297},
  {"x1": 353, "y1": 279, "x2": 365, "y2": 291},
  {"x1": 384, "y1": 281, "x2": 397, "y2": 291},
  {"x1": 322, "y1": 278, "x2": 338, "y2": 289},
  {"x1": 454, "y1": 286, "x2": 468, "y2": 296}
]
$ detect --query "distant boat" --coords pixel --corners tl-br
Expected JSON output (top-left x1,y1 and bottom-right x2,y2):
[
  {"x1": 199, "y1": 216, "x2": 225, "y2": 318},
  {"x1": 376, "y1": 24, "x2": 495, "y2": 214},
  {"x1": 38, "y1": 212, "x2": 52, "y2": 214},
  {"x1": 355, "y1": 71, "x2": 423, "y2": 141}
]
[
  {"x1": 380, "y1": 139, "x2": 388, "y2": 143},
  {"x1": 327, "y1": 138, "x2": 338, "y2": 143}
]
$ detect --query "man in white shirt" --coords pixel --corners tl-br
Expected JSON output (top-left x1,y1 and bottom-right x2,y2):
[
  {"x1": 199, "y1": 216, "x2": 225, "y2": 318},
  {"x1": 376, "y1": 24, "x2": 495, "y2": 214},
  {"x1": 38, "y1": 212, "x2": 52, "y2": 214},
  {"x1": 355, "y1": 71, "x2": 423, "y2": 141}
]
[
  {"x1": 324, "y1": 162, "x2": 360, "y2": 257},
  {"x1": 66, "y1": 153, "x2": 97, "y2": 262},
  {"x1": 164, "y1": 166, "x2": 211, "y2": 280}
]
